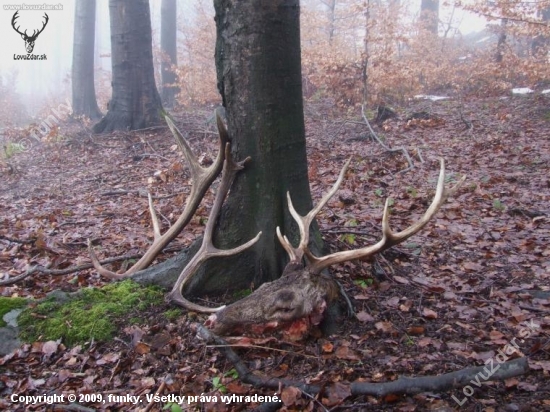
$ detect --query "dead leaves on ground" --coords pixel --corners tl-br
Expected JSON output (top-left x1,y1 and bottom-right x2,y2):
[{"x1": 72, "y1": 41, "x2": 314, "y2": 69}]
[{"x1": 1, "y1": 96, "x2": 550, "y2": 410}]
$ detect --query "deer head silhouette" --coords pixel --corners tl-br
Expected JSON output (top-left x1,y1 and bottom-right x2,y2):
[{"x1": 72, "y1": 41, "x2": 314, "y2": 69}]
[{"x1": 11, "y1": 11, "x2": 49, "y2": 54}]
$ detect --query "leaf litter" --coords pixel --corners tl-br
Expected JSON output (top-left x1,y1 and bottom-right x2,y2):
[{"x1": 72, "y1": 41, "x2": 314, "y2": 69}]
[{"x1": 0, "y1": 95, "x2": 549, "y2": 410}]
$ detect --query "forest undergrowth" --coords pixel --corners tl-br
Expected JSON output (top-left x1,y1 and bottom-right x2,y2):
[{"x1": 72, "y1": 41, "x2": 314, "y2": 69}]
[{"x1": 0, "y1": 94, "x2": 549, "y2": 411}]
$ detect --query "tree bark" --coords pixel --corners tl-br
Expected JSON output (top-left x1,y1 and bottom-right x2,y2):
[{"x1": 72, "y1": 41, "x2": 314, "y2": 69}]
[
  {"x1": 160, "y1": 0, "x2": 178, "y2": 108},
  {"x1": 72, "y1": 0, "x2": 101, "y2": 120},
  {"x1": 93, "y1": 0, "x2": 163, "y2": 133}
]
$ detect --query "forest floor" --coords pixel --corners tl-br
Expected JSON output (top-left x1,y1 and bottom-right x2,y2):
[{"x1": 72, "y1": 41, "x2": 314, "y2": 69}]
[{"x1": 0, "y1": 93, "x2": 549, "y2": 411}]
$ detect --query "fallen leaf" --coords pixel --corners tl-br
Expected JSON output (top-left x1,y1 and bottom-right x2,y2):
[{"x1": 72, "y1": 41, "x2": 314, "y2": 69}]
[
  {"x1": 422, "y1": 308, "x2": 438, "y2": 319},
  {"x1": 42, "y1": 340, "x2": 58, "y2": 356},
  {"x1": 375, "y1": 321, "x2": 395, "y2": 334},
  {"x1": 322, "y1": 382, "x2": 351, "y2": 407},
  {"x1": 134, "y1": 342, "x2": 150, "y2": 355},
  {"x1": 281, "y1": 386, "x2": 301, "y2": 406},
  {"x1": 356, "y1": 311, "x2": 374, "y2": 322}
]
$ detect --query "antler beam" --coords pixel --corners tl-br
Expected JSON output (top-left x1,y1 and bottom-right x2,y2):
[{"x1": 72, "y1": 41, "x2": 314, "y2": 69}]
[
  {"x1": 279, "y1": 158, "x2": 466, "y2": 274},
  {"x1": 89, "y1": 111, "x2": 228, "y2": 279},
  {"x1": 166, "y1": 145, "x2": 262, "y2": 312}
]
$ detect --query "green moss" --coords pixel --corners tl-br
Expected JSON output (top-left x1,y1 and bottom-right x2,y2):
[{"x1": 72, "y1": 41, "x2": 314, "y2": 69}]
[
  {"x1": 2, "y1": 142, "x2": 26, "y2": 159},
  {"x1": 18, "y1": 280, "x2": 164, "y2": 346},
  {"x1": 0, "y1": 297, "x2": 28, "y2": 327},
  {"x1": 164, "y1": 308, "x2": 183, "y2": 321}
]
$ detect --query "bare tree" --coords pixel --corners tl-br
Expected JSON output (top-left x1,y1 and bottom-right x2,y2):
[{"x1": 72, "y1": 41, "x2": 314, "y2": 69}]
[
  {"x1": 420, "y1": 0, "x2": 439, "y2": 34},
  {"x1": 93, "y1": 0, "x2": 163, "y2": 133},
  {"x1": 72, "y1": 0, "x2": 101, "y2": 120},
  {"x1": 160, "y1": 0, "x2": 178, "y2": 108}
]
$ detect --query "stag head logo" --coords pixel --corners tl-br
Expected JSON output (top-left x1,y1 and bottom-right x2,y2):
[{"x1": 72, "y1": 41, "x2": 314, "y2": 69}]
[{"x1": 11, "y1": 11, "x2": 49, "y2": 54}]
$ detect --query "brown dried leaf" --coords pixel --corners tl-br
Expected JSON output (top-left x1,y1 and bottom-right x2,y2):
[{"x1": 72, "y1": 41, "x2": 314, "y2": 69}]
[
  {"x1": 335, "y1": 345, "x2": 360, "y2": 361},
  {"x1": 375, "y1": 321, "x2": 395, "y2": 334},
  {"x1": 322, "y1": 382, "x2": 351, "y2": 407},
  {"x1": 134, "y1": 342, "x2": 151, "y2": 355},
  {"x1": 281, "y1": 386, "x2": 301, "y2": 406},
  {"x1": 356, "y1": 311, "x2": 374, "y2": 322},
  {"x1": 42, "y1": 340, "x2": 58, "y2": 355},
  {"x1": 422, "y1": 308, "x2": 438, "y2": 319}
]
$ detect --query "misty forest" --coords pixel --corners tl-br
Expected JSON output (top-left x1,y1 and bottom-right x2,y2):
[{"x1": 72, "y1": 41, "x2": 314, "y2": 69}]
[{"x1": 1, "y1": 0, "x2": 549, "y2": 410}]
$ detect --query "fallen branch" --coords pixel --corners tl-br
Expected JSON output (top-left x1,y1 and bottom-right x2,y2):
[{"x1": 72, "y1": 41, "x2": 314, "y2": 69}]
[
  {"x1": 360, "y1": 105, "x2": 415, "y2": 173},
  {"x1": 196, "y1": 324, "x2": 530, "y2": 404},
  {"x1": 0, "y1": 234, "x2": 36, "y2": 244}
]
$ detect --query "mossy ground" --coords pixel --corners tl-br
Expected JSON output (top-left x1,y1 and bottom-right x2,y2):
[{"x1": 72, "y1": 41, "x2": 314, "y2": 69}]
[
  {"x1": 0, "y1": 297, "x2": 28, "y2": 327},
  {"x1": 18, "y1": 280, "x2": 164, "y2": 346}
]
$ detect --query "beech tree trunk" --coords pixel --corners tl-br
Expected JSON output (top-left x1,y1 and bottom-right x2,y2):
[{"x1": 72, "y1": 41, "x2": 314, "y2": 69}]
[
  {"x1": 93, "y1": 0, "x2": 163, "y2": 133},
  {"x1": 72, "y1": 0, "x2": 101, "y2": 120},
  {"x1": 160, "y1": 0, "x2": 178, "y2": 108},
  {"x1": 134, "y1": 0, "x2": 321, "y2": 297},
  {"x1": 192, "y1": 0, "x2": 319, "y2": 294}
]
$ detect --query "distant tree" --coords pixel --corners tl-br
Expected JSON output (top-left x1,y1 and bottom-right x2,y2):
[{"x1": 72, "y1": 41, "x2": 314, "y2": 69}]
[
  {"x1": 160, "y1": 0, "x2": 178, "y2": 108},
  {"x1": 93, "y1": 0, "x2": 163, "y2": 133},
  {"x1": 495, "y1": 18, "x2": 507, "y2": 63},
  {"x1": 321, "y1": 0, "x2": 337, "y2": 43},
  {"x1": 72, "y1": 0, "x2": 101, "y2": 120},
  {"x1": 531, "y1": 6, "x2": 550, "y2": 56},
  {"x1": 420, "y1": 0, "x2": 439, "y2": 34}
]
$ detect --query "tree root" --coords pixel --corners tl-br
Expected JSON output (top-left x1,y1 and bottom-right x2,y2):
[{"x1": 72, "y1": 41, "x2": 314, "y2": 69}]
[{"x1": 195, "y1": 324, "x2": 530, "y2": 408}]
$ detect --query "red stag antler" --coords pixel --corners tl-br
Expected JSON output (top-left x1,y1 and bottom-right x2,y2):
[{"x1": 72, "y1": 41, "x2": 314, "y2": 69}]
[
  {"x1": 204, "y1": 159, "x2": 466, "y2": 335},
  {"x1": 88, "y1": 111, "x2": 230, "y2": 279}
]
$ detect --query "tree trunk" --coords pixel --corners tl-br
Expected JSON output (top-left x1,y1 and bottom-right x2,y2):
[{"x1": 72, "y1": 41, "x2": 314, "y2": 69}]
[
  {"x1": 496, "y1": 18, "x2": 507, "y2": 63},
  {"x1": 420, "y1": 0, "x2": 439, "y2": 35},
  {"x1": 93, "y1": 0, "x2": 163, "y2": 133},
  {"x1": 531, "y1": 7, "x2": 550, "y2": 57},
  {"x1": 191, "y1": 0, "x2": 320, "y2": 295},
  {"x1": 72, "y1": 0, "x2": 101, "y2": 120},
  {"x1": 326, "y1": 0, "x2": 336, "y2": 44},
  {"x1": 134, "y1": 0, "x2": 321, "y2": 297},
  {"x1": 160, "y1": 0, "x2": 178, "y2": 108}
]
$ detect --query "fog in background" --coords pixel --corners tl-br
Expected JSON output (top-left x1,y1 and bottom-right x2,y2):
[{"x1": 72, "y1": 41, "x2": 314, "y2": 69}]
[{"x1": 0, "y1": 0, "x2": 487, "y2": 123}]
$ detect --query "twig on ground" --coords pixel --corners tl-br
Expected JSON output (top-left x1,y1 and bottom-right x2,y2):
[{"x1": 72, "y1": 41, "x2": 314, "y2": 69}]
[
  {"x1": 360, "y1": 105, "x2": 415, "y2": 173},
  {"x1": 144, "y1": 379, "x2": 167, "y2": 412},
  {"x1": 0, "y1": 234, "x2": 36, "y2": 244}
]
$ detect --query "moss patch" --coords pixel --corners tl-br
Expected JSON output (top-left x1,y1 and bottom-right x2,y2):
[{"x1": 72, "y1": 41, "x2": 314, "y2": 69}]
[
  {"x1": 0, "y1": 297, "x2": 28, "y2": 327},
  {"x1": 18, "y1": 280, "x2": 164, "y2": 346},
  {"x1": 164, "y1": 308, "x2": 183, "y2": 321}
]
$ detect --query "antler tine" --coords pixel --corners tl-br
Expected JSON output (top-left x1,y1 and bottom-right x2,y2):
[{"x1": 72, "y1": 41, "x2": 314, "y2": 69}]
[
  {"x1": 278, "y1": 157, "x2": 351, "y2": 263},
  {"x1": 167, "y1": 144, "x2": 262, "y2": 312},
  {"x1": 11, "y1": 11, "x2": 24, "y2": 36},
  {"x1": 88, "y1": 111, "x2": 228, "y2": 279},
  {"x1": 148, "y1": 193, "x2": 162, "y2": 240},
  {"x1": 309, "y1": 158, "x2": 466, "y2": 273},
  {"x1": 276, "y1": 227, "x2": 297, "y2": 262}
]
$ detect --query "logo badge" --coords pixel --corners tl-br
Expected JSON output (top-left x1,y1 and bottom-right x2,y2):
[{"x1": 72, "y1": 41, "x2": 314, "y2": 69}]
[{"x1": 11, "y1": 11, "x2": 49, "y2": 54}]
